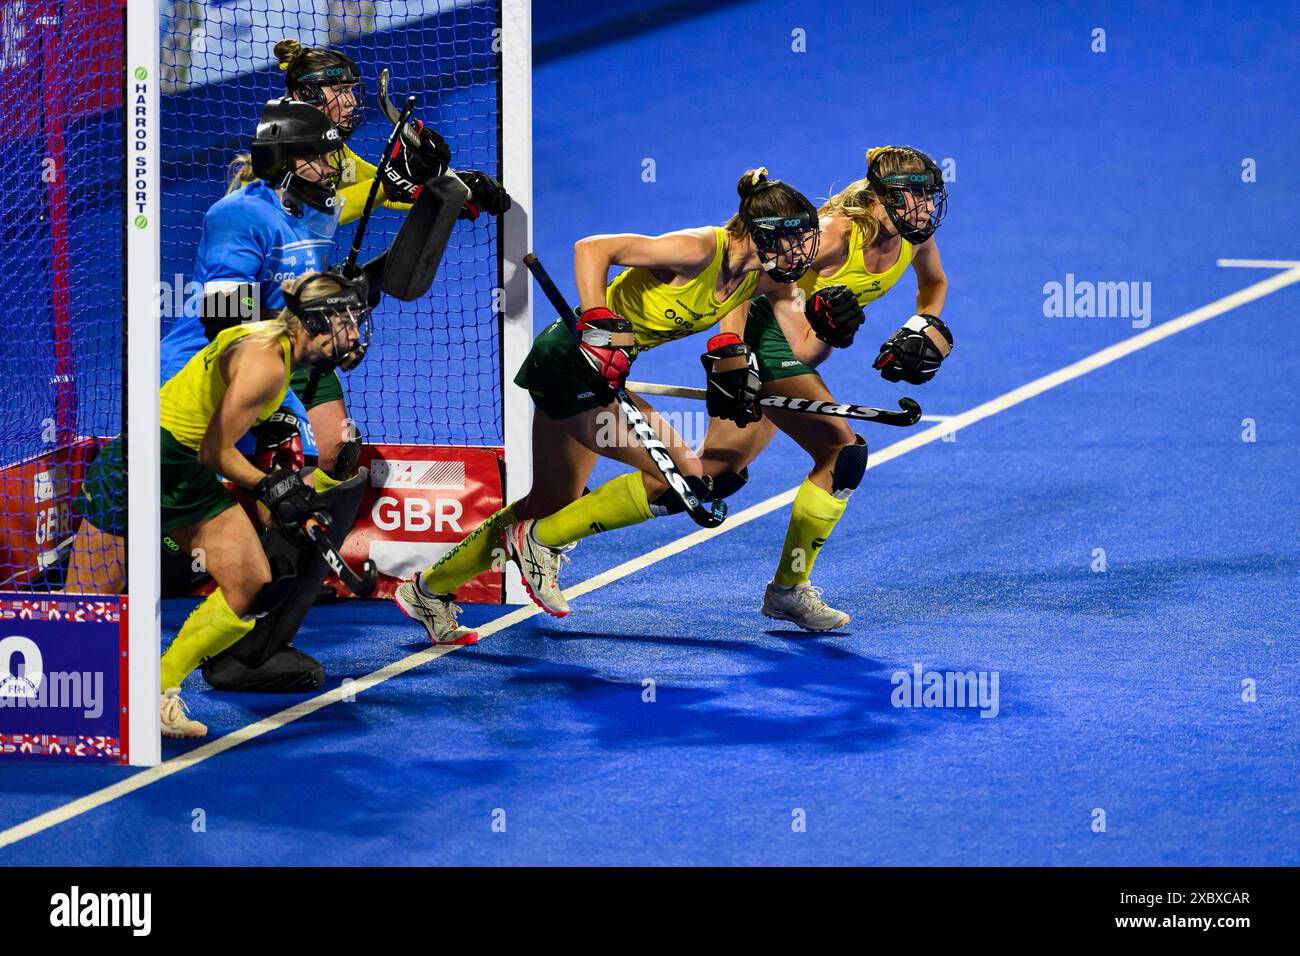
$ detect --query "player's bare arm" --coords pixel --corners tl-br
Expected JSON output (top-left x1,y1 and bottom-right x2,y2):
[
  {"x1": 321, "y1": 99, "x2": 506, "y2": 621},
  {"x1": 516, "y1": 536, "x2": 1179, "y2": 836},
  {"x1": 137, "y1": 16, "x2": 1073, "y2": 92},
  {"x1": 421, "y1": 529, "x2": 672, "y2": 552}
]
[
  {"x1": 199, "y1": 340, "x2": 290, "y2": 489},
  {"x1": 573, "y1": 228, "x2": 718, "y2": 311}
]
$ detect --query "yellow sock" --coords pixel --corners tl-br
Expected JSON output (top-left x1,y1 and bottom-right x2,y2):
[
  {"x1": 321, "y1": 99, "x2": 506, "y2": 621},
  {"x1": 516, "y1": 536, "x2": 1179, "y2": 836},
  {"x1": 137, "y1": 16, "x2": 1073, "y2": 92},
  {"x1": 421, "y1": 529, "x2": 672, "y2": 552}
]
[
  {"x1": 311, "y1": 466, "x2": 342, "y2": 492},
  {"x1": 774, "y1": 477, "x2": 849, "y2": 588},
  {"x1": 160, "y1": 588, "x2": 255, "y2": 691},
  {"x1": 533, "y1": 471, "x2": 653, "y2": 548},
  {"x1": 420, "y1": 503, "x2": 519, "y2": 594}
]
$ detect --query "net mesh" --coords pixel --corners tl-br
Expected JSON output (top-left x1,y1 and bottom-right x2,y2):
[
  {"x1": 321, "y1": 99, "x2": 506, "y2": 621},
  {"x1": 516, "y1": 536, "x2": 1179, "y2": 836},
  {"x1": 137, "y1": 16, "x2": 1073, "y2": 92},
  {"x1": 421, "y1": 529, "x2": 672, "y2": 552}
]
[
  {"x1": 0, "y1": 0, "x2": 123, "y2": 592},
  {"x1": 160, "y1": 0, "x2": 503, "y2": 448}
]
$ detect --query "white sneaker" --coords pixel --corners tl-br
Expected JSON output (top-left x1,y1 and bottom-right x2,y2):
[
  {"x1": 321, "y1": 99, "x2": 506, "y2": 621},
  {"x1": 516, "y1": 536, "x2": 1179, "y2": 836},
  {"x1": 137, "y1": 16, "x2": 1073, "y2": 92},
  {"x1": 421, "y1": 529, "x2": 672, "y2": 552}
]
[
  {"x1": 761, "y1": 580, "x2": 851, "y2": 632},
  {"x1": 394, "y1": 576, "x2": 478, "y2": 645},
  {"x1": 160, "y1": 688, "x2": 207, "y2": 739},
  {"x1": 503, "y1": 519, "x2": 572, "y2": 617}
]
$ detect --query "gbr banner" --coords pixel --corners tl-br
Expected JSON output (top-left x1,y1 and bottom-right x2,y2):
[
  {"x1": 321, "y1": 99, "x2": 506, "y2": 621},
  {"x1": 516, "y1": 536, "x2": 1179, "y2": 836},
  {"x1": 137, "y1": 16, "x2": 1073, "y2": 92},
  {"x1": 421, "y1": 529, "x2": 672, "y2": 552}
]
[{"x1": 339, "y1": 444, "x2": 505, "y2": 603}]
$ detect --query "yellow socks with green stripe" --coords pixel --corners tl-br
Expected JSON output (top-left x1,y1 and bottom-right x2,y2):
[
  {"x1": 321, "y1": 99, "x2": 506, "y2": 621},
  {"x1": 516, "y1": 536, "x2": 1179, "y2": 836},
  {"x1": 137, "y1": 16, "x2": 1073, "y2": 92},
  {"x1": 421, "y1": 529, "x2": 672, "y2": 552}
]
[
  {"x1": 419, "y1": 503, "x2": 519, "y2": 595},
  {"x1": 532, "y1": 471, "x2": 653, "y2": 548},
  {"x1": 773, "y1": 477, "x2": 849, "y2": 588},
  {"x1": 160, "y1": 588, "x2": 255, "y2": 691}
]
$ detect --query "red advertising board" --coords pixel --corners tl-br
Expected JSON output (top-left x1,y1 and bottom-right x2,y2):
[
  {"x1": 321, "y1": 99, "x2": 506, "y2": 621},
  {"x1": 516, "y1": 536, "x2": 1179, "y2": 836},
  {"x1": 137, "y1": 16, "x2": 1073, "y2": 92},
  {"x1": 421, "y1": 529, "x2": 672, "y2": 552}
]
[
  {"x1": 0, "y1": 438, "x2": 99, "y2": 589},
  {"x1": 340, "y1": 445, "x2": 506, "y2": 603}
]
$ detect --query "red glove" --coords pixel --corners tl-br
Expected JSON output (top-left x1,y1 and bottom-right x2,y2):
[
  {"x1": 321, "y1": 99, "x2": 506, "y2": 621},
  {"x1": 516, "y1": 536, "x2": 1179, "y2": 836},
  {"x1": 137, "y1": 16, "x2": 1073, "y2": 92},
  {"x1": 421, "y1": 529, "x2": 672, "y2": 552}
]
[{"x1": 575, "y1": 307, "x2": 635, "y2": 393}]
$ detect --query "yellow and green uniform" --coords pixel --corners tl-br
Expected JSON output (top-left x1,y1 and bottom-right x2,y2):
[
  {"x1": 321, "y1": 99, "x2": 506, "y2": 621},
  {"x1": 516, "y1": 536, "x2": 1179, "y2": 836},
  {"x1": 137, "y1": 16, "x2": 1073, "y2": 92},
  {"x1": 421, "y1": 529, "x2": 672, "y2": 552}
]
[
  {"x1": 423, "y1": 228, "x2": 759, "y2": 591},
  {"x1": 158, "y1": 321, "x2": 293, "y2": 530},
  {"x1": 515, "y1": 226, "x2": 761, "y2": 419},
  {"x1": 157, "y1": 322, "x2": 292, "y2": 690},
  {"x1": 761, "y1": 225, "x2": 914, "y2": 588},
  {"x1": 82, "y1": 323, "x2": 292, "y2": 539},
  {"x1": 746, "y1": 225, "x2": 914, "y2": 380}
]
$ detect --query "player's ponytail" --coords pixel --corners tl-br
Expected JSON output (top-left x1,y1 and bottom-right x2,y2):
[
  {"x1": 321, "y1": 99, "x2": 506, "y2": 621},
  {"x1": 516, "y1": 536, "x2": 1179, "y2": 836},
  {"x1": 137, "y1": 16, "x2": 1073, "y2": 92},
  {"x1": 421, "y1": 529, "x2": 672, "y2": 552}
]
[
  {"x1": 225, "y1": 152, "x2": 257, "y2": 194},
  {"x1": 274, "y1": 38, "x2": 308, "y2": 77},
  {"x1": 822, "y1": 147, "x2": 933, "y2": 245}
]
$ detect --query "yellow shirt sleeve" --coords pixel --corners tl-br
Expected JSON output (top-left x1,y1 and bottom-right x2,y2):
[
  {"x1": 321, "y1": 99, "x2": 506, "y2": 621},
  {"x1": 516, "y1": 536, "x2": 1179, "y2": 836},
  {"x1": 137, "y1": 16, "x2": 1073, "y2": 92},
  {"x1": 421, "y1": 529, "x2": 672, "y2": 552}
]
[{"x1": 336, "y1": 144, "x2": 412, "y2": 225}]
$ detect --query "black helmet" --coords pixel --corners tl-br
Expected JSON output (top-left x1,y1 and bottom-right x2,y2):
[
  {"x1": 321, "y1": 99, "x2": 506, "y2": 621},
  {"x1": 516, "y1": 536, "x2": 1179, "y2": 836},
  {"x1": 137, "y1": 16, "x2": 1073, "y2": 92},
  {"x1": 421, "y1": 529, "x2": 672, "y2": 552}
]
[
  {"x1": 250, "y1": 100, "x2": 344, "y2": 213},
  {"x1": 285, "y1": 49, "x2": 364, "y2": 138},
  {"x1": 282, "y1": 267, "x2": 373, "y2": 374},
  {"x1": 866, "y1": 146, "x2": 949, "y2": 244},
  {"x1": 739, "y1": 180, "x2": 821, "y2": 283}
]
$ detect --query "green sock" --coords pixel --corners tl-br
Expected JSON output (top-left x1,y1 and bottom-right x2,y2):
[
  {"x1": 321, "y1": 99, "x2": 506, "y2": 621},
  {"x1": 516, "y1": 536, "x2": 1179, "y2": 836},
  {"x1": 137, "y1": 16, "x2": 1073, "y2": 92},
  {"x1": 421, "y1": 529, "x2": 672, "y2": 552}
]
[
  {"x1": 773, "y1": 478, "x2": 848, "y2": 588},
  {"x1": 532, "y1": 471, "x2": 653, "y2": 548}
]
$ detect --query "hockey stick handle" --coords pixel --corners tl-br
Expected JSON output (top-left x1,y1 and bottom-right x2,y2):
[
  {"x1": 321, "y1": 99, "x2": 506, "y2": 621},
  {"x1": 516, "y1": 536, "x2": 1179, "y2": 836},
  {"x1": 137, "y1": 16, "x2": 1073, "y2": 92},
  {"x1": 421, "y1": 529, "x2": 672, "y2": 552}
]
[
  {"x1": 305, "y1": 518, "x2": 378, "y2": 597},
  {"x1": 521, "y1": 253, "x2": 725, "y2": 528},
  {"x1": 344, "y1": 96, "x2": 416, "y2": 271},
  {"x1": 522, "y1": 252, "x2": 577, "y2": 333},
  {"x1": 624, "y1": 381, "x2": 923, "y2": 427}
]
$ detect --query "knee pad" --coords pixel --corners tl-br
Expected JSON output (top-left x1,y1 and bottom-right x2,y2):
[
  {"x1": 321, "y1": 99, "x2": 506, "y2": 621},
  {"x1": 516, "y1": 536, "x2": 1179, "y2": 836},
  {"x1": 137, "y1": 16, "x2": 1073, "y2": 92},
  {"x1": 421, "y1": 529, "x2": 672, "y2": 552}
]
[
  {"x1": 831, "y1": 437, "x2": 868, "y2": 500},
  {"x1": 709, "y1": 467, "x2": 749, "y2": 502},
  {"x1": 649, "y1": 474, "x2": 713, "y2": 517}
]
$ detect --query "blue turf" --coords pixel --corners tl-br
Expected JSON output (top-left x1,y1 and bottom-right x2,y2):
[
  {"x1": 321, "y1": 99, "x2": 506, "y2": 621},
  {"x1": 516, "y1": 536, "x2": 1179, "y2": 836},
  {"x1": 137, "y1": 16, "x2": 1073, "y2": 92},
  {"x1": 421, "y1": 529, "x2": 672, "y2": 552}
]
[{"x1": 3, "y1": 0, "x2": 1298, "y2": 865}]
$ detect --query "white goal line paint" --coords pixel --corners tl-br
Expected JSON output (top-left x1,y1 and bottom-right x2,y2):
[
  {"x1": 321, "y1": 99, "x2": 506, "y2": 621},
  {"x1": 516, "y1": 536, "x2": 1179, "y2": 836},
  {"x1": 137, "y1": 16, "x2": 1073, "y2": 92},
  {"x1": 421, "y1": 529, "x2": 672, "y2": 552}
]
[
  {"x1": 3, "y1": 263, "x2": 1298, "y2": 853},
  {"x1": 1217, "y1": 259, "x2": 1300, "y2": 269}
]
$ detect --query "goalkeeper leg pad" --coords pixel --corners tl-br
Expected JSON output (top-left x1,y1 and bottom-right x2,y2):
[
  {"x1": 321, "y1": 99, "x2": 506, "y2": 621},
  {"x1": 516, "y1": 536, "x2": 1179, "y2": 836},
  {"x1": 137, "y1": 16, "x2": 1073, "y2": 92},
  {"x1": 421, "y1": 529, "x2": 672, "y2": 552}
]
[
  {"x1": 830, "y1": 437, "x2": 868, "y2": 500},
  {"x1": 202, "y1": 470, "x2": 368, "y2": 694}
]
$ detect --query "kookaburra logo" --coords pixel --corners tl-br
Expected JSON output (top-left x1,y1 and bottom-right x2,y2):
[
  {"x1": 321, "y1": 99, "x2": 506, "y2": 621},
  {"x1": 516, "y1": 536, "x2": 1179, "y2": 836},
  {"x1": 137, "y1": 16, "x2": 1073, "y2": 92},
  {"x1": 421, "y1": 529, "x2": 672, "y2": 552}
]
[{"x1": 0, "y1": 635, "x2": 43, "y2": 699}]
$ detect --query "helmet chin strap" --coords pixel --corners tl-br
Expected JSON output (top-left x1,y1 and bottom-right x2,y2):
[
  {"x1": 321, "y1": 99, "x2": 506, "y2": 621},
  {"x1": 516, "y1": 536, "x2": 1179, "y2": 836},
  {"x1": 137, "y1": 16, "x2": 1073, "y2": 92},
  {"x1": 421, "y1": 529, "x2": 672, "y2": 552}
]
[{"x1": 278, "y1": 171, "x2": 338, "y2": 215}]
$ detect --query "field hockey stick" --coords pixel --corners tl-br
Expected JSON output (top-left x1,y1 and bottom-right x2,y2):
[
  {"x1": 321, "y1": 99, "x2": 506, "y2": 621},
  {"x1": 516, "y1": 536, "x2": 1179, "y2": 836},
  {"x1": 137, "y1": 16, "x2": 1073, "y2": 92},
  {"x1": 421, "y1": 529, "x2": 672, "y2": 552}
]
[
  {"x1": 303, "y1": 515, "x2": 378, "y2": 597},
  {"x1": 302, "y1": 96, "x2": 415, "y2": 408},
  {"x1": 522, "y1": 253, "x2": 727, "y2": 529},
  {"x1": 344, "y1": 94, "x2": 415, "y2": 271},
  {"x1": 624, "y1": 381, "x2": 923, "y2": 427}
]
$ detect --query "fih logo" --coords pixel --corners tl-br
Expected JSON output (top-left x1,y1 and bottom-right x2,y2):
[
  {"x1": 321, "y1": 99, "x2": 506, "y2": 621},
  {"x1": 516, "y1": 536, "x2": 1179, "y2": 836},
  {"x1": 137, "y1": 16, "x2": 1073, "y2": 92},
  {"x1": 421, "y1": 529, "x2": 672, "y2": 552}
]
[{"x1": 0, "y1": 634, "x2": 43, "y2": 700}]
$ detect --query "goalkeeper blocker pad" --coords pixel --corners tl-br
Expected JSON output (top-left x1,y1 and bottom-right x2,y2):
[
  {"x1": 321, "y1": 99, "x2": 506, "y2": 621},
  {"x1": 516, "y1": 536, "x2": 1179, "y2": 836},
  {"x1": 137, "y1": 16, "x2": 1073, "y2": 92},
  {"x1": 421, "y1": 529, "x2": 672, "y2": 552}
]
[{"x1": 380, "y1": 174, "x2": 470, "y2": 301}]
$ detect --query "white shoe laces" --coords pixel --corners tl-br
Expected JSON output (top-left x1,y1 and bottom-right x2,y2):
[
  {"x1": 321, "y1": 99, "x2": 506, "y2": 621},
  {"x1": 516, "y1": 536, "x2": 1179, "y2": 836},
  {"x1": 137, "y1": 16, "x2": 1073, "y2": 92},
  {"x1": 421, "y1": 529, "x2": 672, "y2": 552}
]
[
  {"x1": 790, "y1": 583, "x2": 831, "y2": 613},
  {"x1": 161, "y1": 692, "x2": 190, "y2": 723}
]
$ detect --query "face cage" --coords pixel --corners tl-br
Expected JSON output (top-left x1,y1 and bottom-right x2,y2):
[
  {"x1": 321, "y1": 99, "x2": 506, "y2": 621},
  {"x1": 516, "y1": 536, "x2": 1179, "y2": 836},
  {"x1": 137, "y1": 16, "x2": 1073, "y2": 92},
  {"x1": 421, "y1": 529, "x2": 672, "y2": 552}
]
[
  {"x1": 754, "y1": 227, "x2": 821, "y2": 283},
  {"x1": 883, "y1": 181, "x2": 949, "y2": 243},
  {"x1": 280, "y1": 165, "x2": 339, "y2": 214},
  {"x1": 302, "y1": 305, "x2": 372, "y2": 374},
  {"x1": 295, "y1": 78, "x2": 365, "y2": 137}
]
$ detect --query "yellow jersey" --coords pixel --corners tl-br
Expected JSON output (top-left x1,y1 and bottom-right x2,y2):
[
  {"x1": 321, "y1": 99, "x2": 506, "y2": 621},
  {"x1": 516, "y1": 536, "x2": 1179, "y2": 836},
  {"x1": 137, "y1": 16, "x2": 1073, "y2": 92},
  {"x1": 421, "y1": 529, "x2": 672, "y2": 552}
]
[
  {"x1": 160, "y1": 322, "x2": 293, "y2": 451},
  {"x1": 605, "y1": 226, "x2": 762, "y2": 355},
  {"x1": 796, "y1": 222, "x2": 913, "y2": 307}
]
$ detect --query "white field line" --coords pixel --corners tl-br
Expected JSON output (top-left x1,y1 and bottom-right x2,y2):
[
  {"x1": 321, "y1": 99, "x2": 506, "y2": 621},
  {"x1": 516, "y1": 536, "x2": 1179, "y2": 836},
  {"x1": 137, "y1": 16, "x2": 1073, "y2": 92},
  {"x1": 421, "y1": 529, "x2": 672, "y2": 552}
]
[
  {"x1": 2, "y1": 264, "x2": 1298, "y2": 853},
  {"x1": 1217, "y1": 259, "x2": 1300, "y2": 269}
]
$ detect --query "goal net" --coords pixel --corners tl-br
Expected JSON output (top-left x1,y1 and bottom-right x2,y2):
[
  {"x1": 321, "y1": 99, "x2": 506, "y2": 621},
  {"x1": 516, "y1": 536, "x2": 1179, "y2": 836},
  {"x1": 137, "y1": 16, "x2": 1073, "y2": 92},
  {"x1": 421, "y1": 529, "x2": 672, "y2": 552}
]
[{"x1": 0, "y1": 0, "x2": 532, "y2": 766}]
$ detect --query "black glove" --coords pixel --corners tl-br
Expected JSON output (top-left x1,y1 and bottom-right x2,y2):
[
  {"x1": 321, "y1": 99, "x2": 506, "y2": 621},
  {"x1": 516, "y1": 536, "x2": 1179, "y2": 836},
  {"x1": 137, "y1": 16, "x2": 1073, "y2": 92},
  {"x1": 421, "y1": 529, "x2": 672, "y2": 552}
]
[
  {"x1": 873, "y1": 313, "x2": 953, "y2": 385},
  {"x1": 804, "y1": 284, "x2": 865, "y2": 348},
  {"x1": 457, "y1": 169, "x2": 511, "y2": 220},
  {"x1": 700, "y1": 332, "x2": 762, "y2": 427},
  {"x1": 254, "y1": 468, "x2": 320, "y2": 540},
  {"x1": 380, "y1": 124, "x2": 451, "y2": 203},
  {"x1": 250, "y1": 408, "x2": 305, "y2": 475}
]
